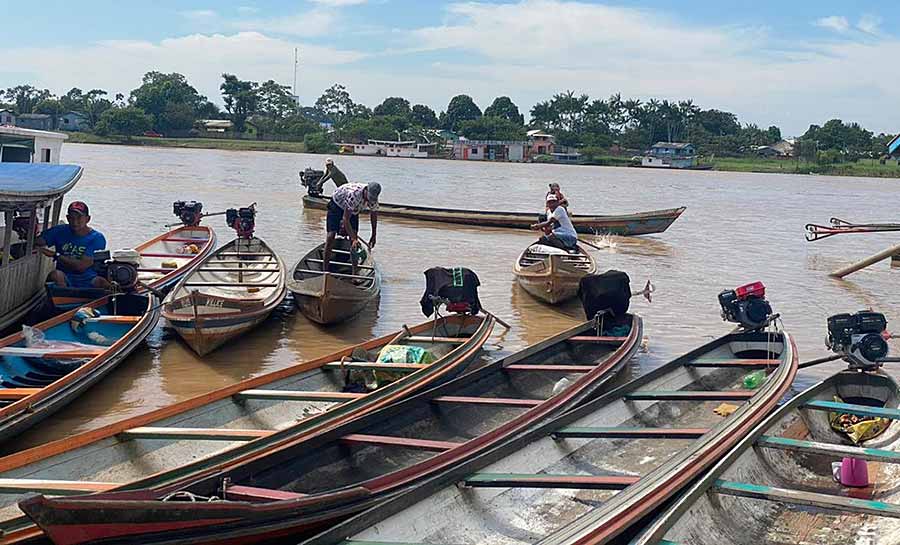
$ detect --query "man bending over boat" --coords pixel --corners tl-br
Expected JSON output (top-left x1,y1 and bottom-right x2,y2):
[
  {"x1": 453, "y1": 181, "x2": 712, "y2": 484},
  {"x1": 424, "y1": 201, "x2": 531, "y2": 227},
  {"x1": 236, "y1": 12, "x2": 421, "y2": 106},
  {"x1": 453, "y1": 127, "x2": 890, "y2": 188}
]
[
  {"x1": 322, "y1": 182, "x2": 381, "y2": 273},
  {"x1": 315, "y1": 158, "x2": 349, "y2": 194},
  {"x1": 530, "y1": 194, "x2": 578, "y2": 251},
  {"x1": 36, "y1": 201, "x2": 111, "y2": 289}
]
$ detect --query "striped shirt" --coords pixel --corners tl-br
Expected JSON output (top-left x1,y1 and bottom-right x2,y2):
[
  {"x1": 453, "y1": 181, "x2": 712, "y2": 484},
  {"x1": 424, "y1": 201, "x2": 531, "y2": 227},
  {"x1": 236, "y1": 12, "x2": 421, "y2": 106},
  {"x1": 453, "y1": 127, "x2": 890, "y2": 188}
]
[{"x1": 333, "y1": 183, "x2": 378, "y2": 214}]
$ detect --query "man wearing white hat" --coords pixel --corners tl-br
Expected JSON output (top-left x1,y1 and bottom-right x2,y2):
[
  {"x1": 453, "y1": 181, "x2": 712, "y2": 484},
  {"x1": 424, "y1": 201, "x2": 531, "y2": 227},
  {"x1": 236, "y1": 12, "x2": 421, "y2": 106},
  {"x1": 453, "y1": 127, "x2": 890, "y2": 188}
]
[
  {"x1": 530, "y1": 193, "x2": 578, "y2": 250},
  {"x1": 322, "y1": 181, "x2": 381, "y2": 273},
  {"x1": 315, "y1": 158, "x2": 349, "y2": 193}
]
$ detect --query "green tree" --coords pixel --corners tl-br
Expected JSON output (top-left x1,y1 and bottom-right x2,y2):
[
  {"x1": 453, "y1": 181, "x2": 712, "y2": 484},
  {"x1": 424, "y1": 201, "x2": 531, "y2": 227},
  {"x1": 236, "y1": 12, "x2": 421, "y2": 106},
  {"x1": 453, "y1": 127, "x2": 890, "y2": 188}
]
[
  {"x1": 220, "y1": 74, "x2": 259, "y2": 133},
  {"x1": 130, "y1": 72, "x2": 206, "y2": 133},
  {"x1": 82, "y1": 90, "x2": 113, "y2": 129},
  {"x1": 94, "y1": 106, "x2": 152, "y2": 136},
  {"x1": 314, "y1": 84, "x2": 355, "y2": 123},
  {"x1": 444, "y1": 94, "x2": 481, "y2": 132},
  {"x1": 458, "y1": 117, "x2": 526, "y2": 140},
  {"x1": 484, "y1": 96, "x2": 524, "y2": 125},
  {"x1": 410, "y1": 104, "x2": 439, "y2": 128},
  {"x1": 373, "y1": 97, "x2": 411, "y2": 118},
  {"x1": 304, "y1": 132, "x2": 336, "y2": 154},
  {"x1": 59, "y1": 88, "x2": 85, "y2": 113},
  {"x1": 2, "y1": 85, "x2": 51, "y2": 114},
  {"x1": 34, "y1": 98, "x2": 63, "y2": 129},
  {"x1": 256, "y1": 80, "x2": 297, "y2": 119}
]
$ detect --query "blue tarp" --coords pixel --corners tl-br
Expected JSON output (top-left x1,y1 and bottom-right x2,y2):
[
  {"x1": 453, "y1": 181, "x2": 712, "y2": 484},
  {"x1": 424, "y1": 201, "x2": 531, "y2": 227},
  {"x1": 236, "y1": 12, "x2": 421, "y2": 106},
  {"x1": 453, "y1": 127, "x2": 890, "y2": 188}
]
[{"x1": 0, "y1": 164, "x2": 82, "y2": 199}]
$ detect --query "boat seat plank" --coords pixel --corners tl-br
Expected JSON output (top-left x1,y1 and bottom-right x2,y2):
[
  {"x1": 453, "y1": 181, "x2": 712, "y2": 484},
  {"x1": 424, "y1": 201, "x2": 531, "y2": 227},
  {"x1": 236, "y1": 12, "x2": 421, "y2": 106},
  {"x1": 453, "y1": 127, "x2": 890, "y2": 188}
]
[
  {"x1": 432, "y1": 396, "x2": 543, "y2": 408},
  {"x1": 139, "y1": 253, "x2": 195, "y2": 259},
  {"x1": 0, "y1": 388, "x2": 41, "y2": 401},
  {"x1": 553, "y1": 427, "x2": 710, "y2": 439},
  {"x1": 504, "y1": 364, "x2": 595, "y2": 373},
  {"x1": 294, "y1": 269, "x2": 373, "y2": 281},
  {"x1": 462, "y1": 473, "x2": 639, "y2": 490},
  {"x1": 758, "y1": 435, "x2": 900, "y2": 463},
  {"x1": 194, "y1": 267, "x2": 280, "y2": 273},
  {"x1": 567, "y1": 336, "x2": 628, "y2": 344},
  {"x1": 323, "y1": 362, "x2": 427, "y2": 372},
  {"x1": 216, "y1": 253, "x2": 275, "y2": 257},
  {"x1": 687, "y1": 359, "x2": 781, "y2": 368},
  {"x1": 625, "y1": 391, "x2": 754, "y2": 401},
  {"x1": 0, "y1": 478, "x2": 117, "y2": 495},
  {"x1": 163, "y1": 237, "x2": 210, "y2": 243},
  {"x1": 88, "y1": 315, "x2": 142, "y2": 324},
  {"x1": 804, "y1": 400, "x2": 900, "y2": 420},
  {"x1": 120, "y1": 427, "x2": 270, "y2": 441},
  {"x1": 0, "y1": 346, "x2": 104, "y2": 359},
  {"x1": 304, "y1": 259, "x2": 376, "y2": 271},
  {"x1": 225, "y1": 484, "x2": 306, "y2": 502},
  {"x1": 713, "y1": 479, "x2": 900, "y2": 518},
  {"x1": 341, "y1": 434, "x2": 463, "y2": 452},
  {"x1": 183, "y1": 282, "x2": 279, "y2": 288},
  {"x1": 235, "y1": 390, "x2": 365, "y2": 402},
  {"x1": 404, "y1": 336, "x2": 466, "y2": 344}
]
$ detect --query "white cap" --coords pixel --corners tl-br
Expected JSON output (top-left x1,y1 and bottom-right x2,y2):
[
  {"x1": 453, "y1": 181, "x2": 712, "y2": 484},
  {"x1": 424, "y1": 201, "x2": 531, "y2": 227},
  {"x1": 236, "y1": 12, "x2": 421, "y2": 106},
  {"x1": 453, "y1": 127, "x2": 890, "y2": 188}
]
[{"x1": 325, "y1": 158, "x2": 334, "y2": 165}]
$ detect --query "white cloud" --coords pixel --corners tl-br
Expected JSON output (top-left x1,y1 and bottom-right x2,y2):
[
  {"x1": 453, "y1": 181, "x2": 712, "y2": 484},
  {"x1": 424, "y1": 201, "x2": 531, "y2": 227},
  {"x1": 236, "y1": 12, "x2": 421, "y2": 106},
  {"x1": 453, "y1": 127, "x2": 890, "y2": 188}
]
[
  {"x1": 234, "y1": 10, "x2": 337, "y2": 37},
  {"x1": 181, "y1": 9, "x2": 218, "y2": 20},
  {"x1": 857, "y1": 14, "x2": 882, "y2": 35},
  {"x1": 237, "y1": 6, "x2": 259, "y2": 15},
  {"x1": 310, "y1": 0, "x2": 367, "y2": 5},
  {"x1": 815, "y1": 15, "x2": 850, "y2": 33}
]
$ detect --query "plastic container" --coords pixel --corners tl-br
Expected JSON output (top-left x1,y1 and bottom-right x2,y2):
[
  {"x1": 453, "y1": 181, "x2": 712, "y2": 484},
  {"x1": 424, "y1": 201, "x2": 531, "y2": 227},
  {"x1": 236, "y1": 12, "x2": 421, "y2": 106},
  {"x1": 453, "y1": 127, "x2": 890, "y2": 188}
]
[
  {"x1": 840, "y1": 457, "x2": 869, "y2": 487},
  {"x1": 742, "y1": 369, "x2": 767, "y2": 389}
]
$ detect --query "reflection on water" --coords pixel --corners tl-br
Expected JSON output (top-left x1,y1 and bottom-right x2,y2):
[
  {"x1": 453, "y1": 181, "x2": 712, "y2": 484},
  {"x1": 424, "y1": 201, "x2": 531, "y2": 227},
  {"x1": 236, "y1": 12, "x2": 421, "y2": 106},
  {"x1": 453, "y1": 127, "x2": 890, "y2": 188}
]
[{"x1": 10, "y1": 143, "x2": 900, "y2": 451}]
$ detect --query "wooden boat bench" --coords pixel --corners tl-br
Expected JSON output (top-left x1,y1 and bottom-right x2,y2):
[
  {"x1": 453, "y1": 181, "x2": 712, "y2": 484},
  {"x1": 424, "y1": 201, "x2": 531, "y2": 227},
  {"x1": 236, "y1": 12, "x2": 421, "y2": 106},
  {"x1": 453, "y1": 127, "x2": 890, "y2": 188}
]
[
  {"x1": 0, "y1": 346, "x2": 105, "y2": 359},
  {"x1": 294, "y1": 269, "x2": 373, "y2": 281}
]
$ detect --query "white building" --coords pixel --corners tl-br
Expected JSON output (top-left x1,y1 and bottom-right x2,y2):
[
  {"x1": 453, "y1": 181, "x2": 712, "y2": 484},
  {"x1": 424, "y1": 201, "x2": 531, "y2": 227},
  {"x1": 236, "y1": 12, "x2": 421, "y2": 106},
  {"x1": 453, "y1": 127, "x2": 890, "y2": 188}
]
[
  {"x1": 337, "y1": 139, "x2": 438, "y2": 158},
  {"x1": 0, "y1": 126, "x2": 67, "y2": 164}
]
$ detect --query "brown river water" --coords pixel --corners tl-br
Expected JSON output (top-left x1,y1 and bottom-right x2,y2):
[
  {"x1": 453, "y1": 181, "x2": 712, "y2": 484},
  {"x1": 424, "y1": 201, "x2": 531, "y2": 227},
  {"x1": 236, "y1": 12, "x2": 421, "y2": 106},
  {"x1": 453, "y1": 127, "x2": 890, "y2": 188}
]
[{"x1": 10, "y1": 143, "x2": 900, "y2": 451}]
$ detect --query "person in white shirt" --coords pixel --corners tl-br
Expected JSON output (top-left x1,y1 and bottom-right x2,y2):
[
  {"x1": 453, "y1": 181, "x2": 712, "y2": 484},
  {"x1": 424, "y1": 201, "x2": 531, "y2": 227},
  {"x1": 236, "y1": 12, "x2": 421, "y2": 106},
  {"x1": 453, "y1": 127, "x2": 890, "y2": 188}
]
[
  {"x1": 530, "y1": 194, "x2": 578, "y2": 250},
  {"x1": 323, "y1": 182, "x2": 380, "y2": 273}
]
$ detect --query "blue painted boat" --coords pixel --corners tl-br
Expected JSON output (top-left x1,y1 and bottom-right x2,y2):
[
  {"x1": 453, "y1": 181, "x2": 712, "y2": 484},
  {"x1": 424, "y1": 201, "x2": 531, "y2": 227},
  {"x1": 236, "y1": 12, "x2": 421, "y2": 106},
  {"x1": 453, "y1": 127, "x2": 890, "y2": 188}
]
[{"x1": 0, "y1": 292, "x2": 159, "y2": 442}]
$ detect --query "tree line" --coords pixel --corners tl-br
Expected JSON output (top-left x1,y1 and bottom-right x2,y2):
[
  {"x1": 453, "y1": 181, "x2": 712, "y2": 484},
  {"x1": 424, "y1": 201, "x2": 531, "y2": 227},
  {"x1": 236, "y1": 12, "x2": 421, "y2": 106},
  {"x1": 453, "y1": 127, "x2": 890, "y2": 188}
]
[{"x1": 2, "y1": 74, "x2": 894, "y2": 161}]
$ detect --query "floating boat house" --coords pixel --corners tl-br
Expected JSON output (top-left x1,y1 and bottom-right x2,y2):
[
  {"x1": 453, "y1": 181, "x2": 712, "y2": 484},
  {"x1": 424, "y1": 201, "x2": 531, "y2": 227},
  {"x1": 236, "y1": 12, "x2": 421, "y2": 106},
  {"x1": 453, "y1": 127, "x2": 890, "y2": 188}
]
[
  {"x1": 337, "y1": 139, "x2": 440, "y2": 158},
  {"x1": 0, "y1": 126, "x2": 67, "y2": 164},
  {"x1": 642, "y1": 142, "x2": 697, "y2": 168}
]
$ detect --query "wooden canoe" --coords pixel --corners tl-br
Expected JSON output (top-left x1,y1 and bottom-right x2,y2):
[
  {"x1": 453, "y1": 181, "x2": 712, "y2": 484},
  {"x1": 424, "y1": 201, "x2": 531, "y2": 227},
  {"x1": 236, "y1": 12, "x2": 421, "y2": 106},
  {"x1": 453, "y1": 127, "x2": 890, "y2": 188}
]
[
  {"x1": 46, "y1": 225, "x2": 216, "y2": 312},
  {"x1": 303, "y1": 194, "x2": 686, "y2": 236},
  {"x1": 515, "y1": 243, "x2": 596, "y2": 304},
  {"x1": 293, "y1": 327, "x2": 797, "y2": 545},
  {"x1": 632, "y1": 368, "x2": 900, "y2": 545},
  {"x1": 288, "y1": 239, "x2": 381, "y2": 325},
  {"x1": 162, "y1": 236, "x2": 286, "y2": 356},
  {"x1": 0, "y1": 313, "x2": 494, "y2": 543},
  {"x1": 15, "y1": 314, "x2": 641, "y2": 545},
  {"x1": 0, "y1": 292, "x2": 158, "y2": 443}
]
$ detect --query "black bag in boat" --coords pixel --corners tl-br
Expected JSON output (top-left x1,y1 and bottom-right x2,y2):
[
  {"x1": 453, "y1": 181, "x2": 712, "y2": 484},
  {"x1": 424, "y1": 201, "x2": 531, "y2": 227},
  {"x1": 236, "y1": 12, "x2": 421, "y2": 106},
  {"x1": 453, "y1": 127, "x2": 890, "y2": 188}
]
[
  {"x1": 578, "y1": 270, "x2": 631, "y2": 320},
  {"x1": 420, "y1": 267, "x2": 481, "y2": 316}
]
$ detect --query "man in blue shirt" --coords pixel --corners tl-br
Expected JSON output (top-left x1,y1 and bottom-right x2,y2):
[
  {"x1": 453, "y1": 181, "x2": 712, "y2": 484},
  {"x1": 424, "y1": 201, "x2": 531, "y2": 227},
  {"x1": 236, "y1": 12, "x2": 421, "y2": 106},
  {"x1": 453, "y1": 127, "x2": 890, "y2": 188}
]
[{"x1": 36, "y1": 201, "x2": 110, "y2": 289}]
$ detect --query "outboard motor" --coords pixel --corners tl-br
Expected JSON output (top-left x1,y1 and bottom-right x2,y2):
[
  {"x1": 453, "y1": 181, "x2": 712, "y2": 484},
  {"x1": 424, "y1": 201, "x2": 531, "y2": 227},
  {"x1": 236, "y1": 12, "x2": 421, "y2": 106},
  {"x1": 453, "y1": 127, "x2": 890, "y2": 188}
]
[
  {"x1": 578, "y1": 270, "x2": 631, "y2": 321},
  {"x1": 173, "y1": 200, "x2": 204, "y2": 226},
  {"x1": 827, "y1": 311, "x2": 890, "y2": 371},
  {"x1": 226, "y1": 204, "x2": 257, "y2": 239},
  {"x1": 92, "y1": 249, "x2": 140, "y2": 291},
  {"x1": 718, "y1": 281, "x2": 774, "y2": 331},
  {"x1": 420, "y1": 267, "x2": 481, "y2": 316},
  {"x1": 299, "y1": 168, "x2": 325, "y2": 196}
]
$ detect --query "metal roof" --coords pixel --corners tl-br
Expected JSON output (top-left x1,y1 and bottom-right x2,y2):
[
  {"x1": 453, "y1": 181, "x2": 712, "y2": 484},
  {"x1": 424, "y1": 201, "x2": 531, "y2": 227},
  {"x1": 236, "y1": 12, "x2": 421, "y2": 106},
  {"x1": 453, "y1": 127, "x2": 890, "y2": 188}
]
[
  {"x1": 652, "y1": 142, "x2": 693, "y2": 149},
  {"x1": 0, "y1": 164, "x2": 82, "y2": 204},
  {"x1": 0, "y1": 126, "x2": 68, "y2": 140}
]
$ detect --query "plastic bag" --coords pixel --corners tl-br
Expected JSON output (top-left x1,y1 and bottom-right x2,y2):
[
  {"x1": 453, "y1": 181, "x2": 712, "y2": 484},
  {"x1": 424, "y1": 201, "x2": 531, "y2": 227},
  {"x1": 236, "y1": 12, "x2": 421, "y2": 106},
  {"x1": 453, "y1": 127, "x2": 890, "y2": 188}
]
[{"x1": 829, "y1": 395, "x2": 890, "y2": 444}]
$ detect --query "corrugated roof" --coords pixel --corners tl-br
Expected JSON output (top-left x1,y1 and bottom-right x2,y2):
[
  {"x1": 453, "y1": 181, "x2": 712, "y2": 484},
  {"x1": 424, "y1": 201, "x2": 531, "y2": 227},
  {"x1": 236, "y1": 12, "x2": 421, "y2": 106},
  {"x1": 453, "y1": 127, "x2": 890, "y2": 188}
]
[
  {"x1": 0, "y1": 126, "x2": 67, "y2": 140},
  {"x1": 0, "y1": 164, "x2": 82, "y2": 202},
  {"x1": 652, "y1": 142, "x2": 693, "y2": 149}
]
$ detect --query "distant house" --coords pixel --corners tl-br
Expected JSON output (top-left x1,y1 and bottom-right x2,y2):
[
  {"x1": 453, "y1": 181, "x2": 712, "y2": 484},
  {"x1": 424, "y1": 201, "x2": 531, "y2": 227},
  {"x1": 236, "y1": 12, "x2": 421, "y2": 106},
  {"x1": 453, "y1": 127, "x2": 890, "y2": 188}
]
[
  {"x1": 642, "y1": 142, "x2": 697, "y2": 169},
  {"x1": 58, "y1": 111, "x2": 89, "y2": 132},
  {"x1": 453, "y1": 138, "x2": 527, "y2": 162},
  {"x1": 0, "y1": 109, "x2": 15, "y2": 126},
  {"x1": 527, "y1": 129, "x2": 555, "y2": 157},
  {"x1": 16, "y1": 113, "x2": 54, "y2": 131},
  {"x1": 197, "y1": 119, "x2": 258, "y2": 138},
  {"x1": 754, "y1": 146, "x2": 780, "y2": 158}
]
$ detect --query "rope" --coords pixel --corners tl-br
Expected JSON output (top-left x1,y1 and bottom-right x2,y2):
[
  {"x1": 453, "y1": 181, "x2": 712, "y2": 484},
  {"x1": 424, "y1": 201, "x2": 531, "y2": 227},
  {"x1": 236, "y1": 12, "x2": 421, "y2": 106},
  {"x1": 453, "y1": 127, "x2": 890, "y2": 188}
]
[{"x1": 160, "y1": 491, "x2": 220, "y2": 502}]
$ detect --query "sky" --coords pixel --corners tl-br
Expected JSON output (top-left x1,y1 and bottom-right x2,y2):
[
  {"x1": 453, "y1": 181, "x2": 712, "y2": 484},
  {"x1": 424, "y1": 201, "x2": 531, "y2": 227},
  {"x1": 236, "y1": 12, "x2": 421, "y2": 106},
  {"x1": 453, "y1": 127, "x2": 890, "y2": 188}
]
[{"x1": 1, "y1": 0, "x2": 897, "y2": 136}]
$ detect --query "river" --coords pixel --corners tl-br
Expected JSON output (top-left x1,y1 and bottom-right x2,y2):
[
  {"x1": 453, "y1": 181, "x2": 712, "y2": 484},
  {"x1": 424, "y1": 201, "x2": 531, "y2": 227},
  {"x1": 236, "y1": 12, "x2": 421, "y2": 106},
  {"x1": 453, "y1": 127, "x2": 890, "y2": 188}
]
[{"x1": 11, "y1": 142, "x2": 900, "y2": 450}]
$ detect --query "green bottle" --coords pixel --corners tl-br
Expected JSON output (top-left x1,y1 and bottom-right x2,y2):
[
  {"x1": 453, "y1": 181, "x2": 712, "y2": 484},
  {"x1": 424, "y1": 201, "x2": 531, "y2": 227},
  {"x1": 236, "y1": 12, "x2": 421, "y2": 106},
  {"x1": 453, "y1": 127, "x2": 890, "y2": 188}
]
[{"x1": 742, "y1": 370, "x2": 767, "y2": 389}]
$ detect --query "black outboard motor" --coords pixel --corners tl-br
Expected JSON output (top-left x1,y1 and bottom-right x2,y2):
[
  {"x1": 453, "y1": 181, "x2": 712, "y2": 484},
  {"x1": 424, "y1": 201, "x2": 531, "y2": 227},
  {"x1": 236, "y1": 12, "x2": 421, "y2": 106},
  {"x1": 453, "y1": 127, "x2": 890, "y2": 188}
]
[
  {"x1": 827, "y1": 311, "x2": 889, "y2": 370},
  {"x1": 226, "y1": 204, "x2": 257, "y2": 238},
  {"x1": 92, "y1": 250, "x2": 139, "y2": 291},
  {"x1": 578, "y1": 270, "x2": 631, "y2": 321},
  {"x1": 718, "y1": 281, "x2": 774, "y2": 331},
  {"x1": 420, "y1": 267, "x2": 481, "y2": 316},
  {"x1": 299, "y1": 168, "x2": 325, "y2": 196},
  {"x1": 173, "y1": 200, "x2": 204, "y2": 226}
]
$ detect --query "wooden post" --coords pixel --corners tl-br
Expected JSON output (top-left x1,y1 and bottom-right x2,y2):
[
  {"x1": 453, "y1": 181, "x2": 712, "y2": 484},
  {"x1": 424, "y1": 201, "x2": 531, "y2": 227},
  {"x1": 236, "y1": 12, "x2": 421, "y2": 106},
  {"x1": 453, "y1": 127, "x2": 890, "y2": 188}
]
[
  {"x1": 1, "y1": 211, "x2": 13, "y2": 269},
  {"x1": 25, "y1": 208, "x2": 37, "y2": 254},
  {"x1": 42, "y1": 205, "x2": 51, "y2": 232},
  {"x1": 830, "y1": 242, "x2": 900, "y2": 278},
  {"x1": 51, "y1": 197, "x2": 62, "y2": 227}
]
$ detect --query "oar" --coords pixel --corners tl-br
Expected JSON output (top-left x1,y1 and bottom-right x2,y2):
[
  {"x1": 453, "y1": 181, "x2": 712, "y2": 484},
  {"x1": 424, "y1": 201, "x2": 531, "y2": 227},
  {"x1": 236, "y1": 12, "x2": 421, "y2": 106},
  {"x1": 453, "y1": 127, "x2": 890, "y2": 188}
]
[
  {"x1": 482, "y1": 309, "x2": 512, "y2": 330},
  {"x1": 577, "y1": 238, "x2": 608, "y2": 252},
  {"x1": 806, "y1": 218, "x2": 900, "y2": 241}
]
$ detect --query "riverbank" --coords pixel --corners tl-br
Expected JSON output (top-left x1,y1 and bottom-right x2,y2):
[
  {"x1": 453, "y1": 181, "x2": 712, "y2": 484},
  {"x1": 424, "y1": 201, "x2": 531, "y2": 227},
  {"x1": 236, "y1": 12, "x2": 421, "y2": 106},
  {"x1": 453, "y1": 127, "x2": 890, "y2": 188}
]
[{"x1": 66, "y1": 133, "x2": 900, "y2": 179}]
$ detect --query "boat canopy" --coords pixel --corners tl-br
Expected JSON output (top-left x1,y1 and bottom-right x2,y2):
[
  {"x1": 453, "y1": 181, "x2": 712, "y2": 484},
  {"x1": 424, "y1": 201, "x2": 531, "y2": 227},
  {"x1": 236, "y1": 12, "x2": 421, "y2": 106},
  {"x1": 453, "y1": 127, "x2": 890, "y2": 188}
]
[{"x1": 0, "y1": 164, "x2": 82, "y2": 208}]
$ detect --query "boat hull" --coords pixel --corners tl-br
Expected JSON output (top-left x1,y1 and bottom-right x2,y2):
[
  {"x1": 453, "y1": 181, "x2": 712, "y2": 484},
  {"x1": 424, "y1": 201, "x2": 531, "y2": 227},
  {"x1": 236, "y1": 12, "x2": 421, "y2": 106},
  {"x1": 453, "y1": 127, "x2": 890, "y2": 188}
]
[
  {"x1": 515, "y1": 247, "x2": 596, "y2": 304},
  {"x1": 303, "y1": 195, "x2": 685, "y2": 236}
]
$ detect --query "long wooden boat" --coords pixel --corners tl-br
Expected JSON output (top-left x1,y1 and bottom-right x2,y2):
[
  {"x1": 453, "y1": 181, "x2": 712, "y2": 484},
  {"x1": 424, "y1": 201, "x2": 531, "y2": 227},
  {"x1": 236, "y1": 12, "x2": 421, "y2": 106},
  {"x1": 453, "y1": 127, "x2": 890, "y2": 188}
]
[
  {"x1": 288, "y1": 239, "x2": 380, "y2": 325},
  {"x1": 303, "y1": 194, "x2": 686, "y2": 236},
  {"x1": 515, "y1": 242, "x2": 596, "y2": 304},
  {"x1": 15, "y1": 313, "x2": 642, "y2": 545},
  {"x1": 292, "y1": 326, "x2": 797, "y2": 545},
  {"x1": 631, "y1": 367, "x2": 900, "y2": 545},
  {"x1": 162, "y1": 236, "x2": 286, "y2": 356},
  {"x1": 0, "y1": 163, "x2": 80, "y2": 330},
  {"x1": 46, "y1": 224, "x2": 216, "y2": 312},
  {"x1": 0, "y1": 291, "x2": 158, "y2": 443},
  {"x1": 0, "y1": 313, "x2": 494, "y2": 543}
]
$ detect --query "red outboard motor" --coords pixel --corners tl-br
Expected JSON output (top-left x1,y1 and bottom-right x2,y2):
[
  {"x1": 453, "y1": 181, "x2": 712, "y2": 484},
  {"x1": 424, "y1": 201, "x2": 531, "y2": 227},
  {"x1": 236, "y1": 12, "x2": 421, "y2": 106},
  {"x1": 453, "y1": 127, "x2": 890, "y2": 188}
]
[
  {"x1": 226, "y1": 204, "x2": 257, "y2": 239},
  {"x1": 718, "y1": 281, "x2": 773, "y2": 331}
]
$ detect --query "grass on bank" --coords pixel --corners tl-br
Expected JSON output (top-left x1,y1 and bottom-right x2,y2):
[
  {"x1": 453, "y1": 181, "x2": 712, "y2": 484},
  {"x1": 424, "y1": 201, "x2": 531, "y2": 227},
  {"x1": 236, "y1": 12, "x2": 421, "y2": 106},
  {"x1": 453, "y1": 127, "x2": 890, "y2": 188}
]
[
  {"x1": 66, "y1": 132, "x2": 309, "y2": 153},
  {"x1": 711, "y1": 157, "x2": 900, "y2": 178}
]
